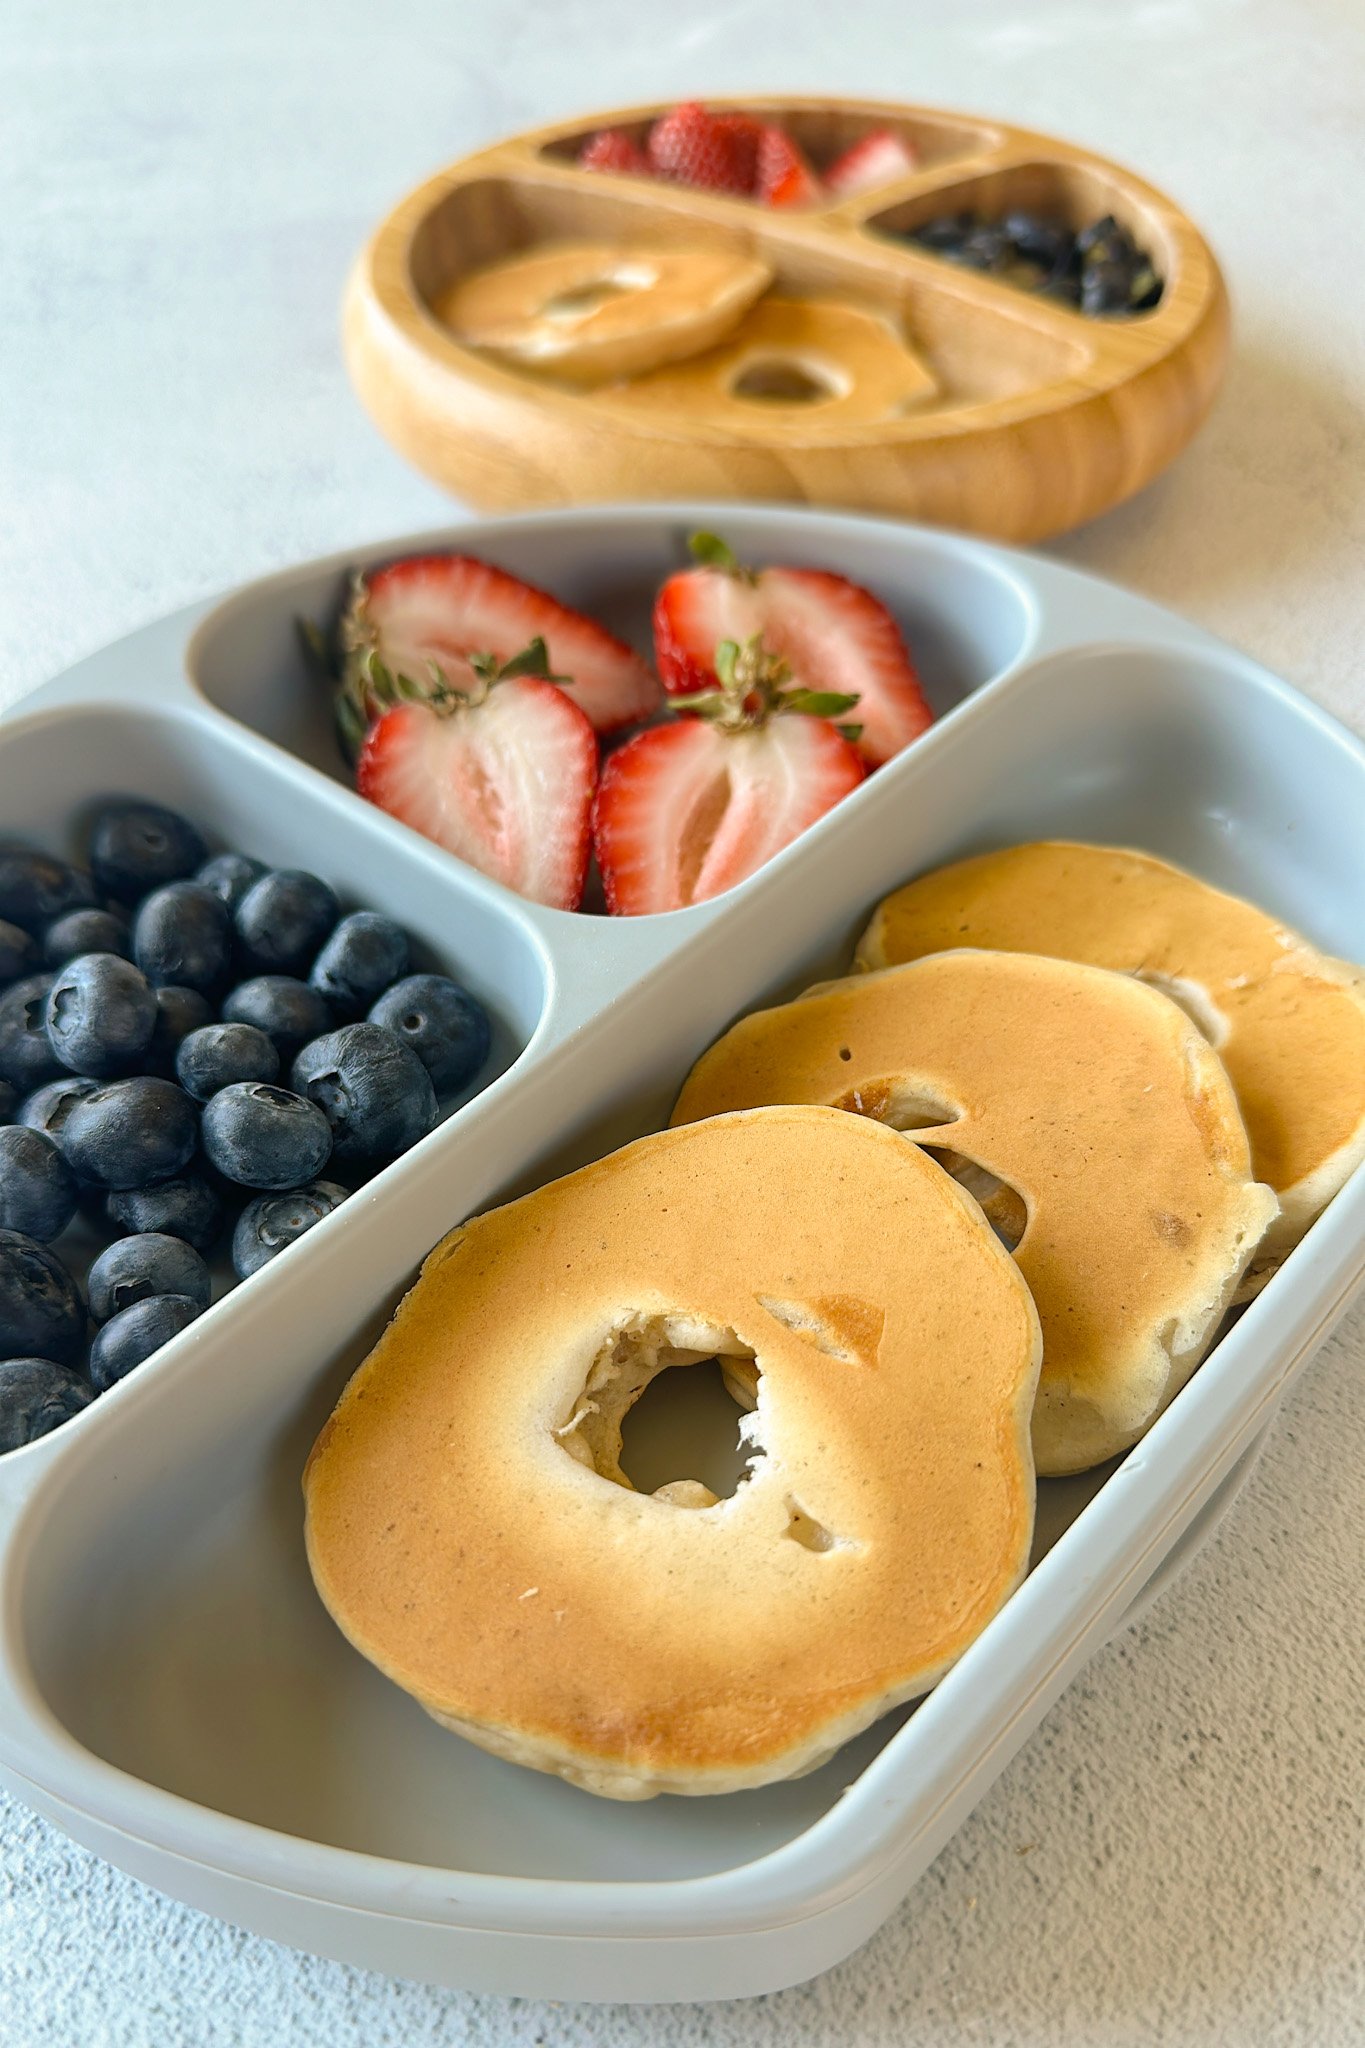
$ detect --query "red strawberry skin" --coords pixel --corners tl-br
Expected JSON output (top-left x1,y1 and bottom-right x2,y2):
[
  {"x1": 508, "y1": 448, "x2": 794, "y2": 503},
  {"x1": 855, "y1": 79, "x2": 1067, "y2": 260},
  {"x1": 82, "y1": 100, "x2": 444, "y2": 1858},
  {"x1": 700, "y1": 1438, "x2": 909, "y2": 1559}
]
[
  {"x1": 356, "y1": 555, "x2": 659, "y2": 736},
  {"x1": 357, "y1": 678, "x2": 597, "y2": 911},
  {"x1": 756, "y1": 125, "x2": 823, "y2": 208},
  {"x1": 824, "y1": 128, "x2": 919, "y2": 198},
  {"x1": 593, "y1": 715, "x2": 864, "y2": 916},
  {"x1": 654, "y1": 564, "x2": 932, "y2": 768},
  {"x1": 647, "y1": 101, "x2": 753, "y2": 195},
  {"x1": 577, "y1": 128, "x2": 650, "y2": 175}
]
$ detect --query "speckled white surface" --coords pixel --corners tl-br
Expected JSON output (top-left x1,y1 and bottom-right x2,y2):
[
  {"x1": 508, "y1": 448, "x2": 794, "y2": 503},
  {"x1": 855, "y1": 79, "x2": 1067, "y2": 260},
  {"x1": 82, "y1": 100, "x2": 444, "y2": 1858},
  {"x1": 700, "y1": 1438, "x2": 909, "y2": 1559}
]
[{"x1": 2, "y1": 0, "x2": 1364, "y2": 2040}]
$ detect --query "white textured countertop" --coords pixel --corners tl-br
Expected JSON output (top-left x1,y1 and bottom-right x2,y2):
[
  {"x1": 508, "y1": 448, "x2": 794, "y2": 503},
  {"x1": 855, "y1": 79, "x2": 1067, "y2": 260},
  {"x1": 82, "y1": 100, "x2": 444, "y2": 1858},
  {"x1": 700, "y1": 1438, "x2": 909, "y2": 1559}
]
[{"x1": 2, "y1": 1, "x2": 1364, "y2": 2041}]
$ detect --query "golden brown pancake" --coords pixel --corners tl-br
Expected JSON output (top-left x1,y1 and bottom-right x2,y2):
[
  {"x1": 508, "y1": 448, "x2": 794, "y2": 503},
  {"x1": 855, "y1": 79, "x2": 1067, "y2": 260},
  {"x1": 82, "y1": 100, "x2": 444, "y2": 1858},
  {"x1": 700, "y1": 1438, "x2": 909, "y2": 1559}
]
[
  {"x1": 671, "y1": 953, "x2": 1277, "y2": 1476},
  {"x1": 304, "y1": 1106, "x2": 1041, "y2": 1800},
  {"x1": 857, "y1": 842, "x2": 1365, "y2": 1277}
]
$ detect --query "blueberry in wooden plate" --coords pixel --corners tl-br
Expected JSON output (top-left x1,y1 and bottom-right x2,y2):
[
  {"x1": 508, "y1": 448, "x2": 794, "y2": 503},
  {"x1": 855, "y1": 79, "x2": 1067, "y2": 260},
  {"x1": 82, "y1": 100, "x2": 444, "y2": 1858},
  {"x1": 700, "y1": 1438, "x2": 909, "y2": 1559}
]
[
  {"x1": 369, "y1": 973, "x2": 491, "y2": 1094},
  {"x1": 44, "y1": 953, "x2": 158, "y2": 1076},
  {"x1": 87, "y1": 800, "x2": 208, "y2": 904},
  {"x1": 0, "y1": 1230, "x2": 85, "y2": 1366},
  {"x1": 87, "y1": 1233, "x2": 211, "y2": 1323},
  {"x1": 89, "y1": 1293, "x2": 203, "y2": 1392},
  {"x1": 0, "y1": 1357, "x2": 93, "y2": 1452},
  {"x1": 0, "y1": 1126, "x2": 79, "y2": 1242},
  {"x1": 232, "y1": 1179, "x2": 348, "y2": 1279},
  {"x1": 291, "y1": 1022, "x2": 436, "y2": 1162}
]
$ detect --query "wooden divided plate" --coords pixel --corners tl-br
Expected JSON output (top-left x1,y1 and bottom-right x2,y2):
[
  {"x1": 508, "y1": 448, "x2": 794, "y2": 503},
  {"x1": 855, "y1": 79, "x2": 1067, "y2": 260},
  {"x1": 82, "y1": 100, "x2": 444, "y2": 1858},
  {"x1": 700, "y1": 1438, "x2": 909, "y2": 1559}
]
[{"x1": 343, "y1": 97, "x2": 1229, "y2": 541}]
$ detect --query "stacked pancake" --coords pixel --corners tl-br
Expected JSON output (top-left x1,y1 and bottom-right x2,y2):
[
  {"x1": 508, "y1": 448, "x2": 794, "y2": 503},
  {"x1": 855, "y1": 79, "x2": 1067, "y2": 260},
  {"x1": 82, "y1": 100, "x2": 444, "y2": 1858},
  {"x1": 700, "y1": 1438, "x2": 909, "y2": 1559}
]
[{"x1": 304, "y1": 843, "x2": 1364, "y2": 1800}]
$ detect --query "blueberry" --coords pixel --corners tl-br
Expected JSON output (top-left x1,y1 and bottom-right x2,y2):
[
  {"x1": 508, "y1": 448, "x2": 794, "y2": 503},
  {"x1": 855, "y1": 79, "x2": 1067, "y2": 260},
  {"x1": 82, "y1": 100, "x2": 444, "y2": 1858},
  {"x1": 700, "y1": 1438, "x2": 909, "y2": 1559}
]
[
  {"x1": 0, "y1": 919, "x2": 39, "y2": 987},
  {"x1": 368, "y1": 974, "x2": 491, "y2": 1095},
  {"x1": 0, "y1": 1230, "x2": 85, "y2": 1365},
  {"x1": 107, "y1": 1173, "x2": 222, "y2": 1252},
  {"x1": 0, "y1": 1358, "x2": 94, "y2": 1452},
  {"x1": 176, "y1": 1022, "x2": 279, "y2": 1101},
  {"x1": 134, "y1": 882, "x2": 232, "y2": 994},
  {"x1": 43, "y1": 907, "x2": 132, "y2": 969},
  {"x1": 44, "y1": 953, "x2": 157, "y2": 1078},
  {"x1": 87, "y1": 1233, "x2": 211, "y2": 1323},
  {"x1": 309, "y1": 913, "x2": 411, "y2": 1018},
  {"x1": 291, "y1": 1022, "x2": 437, "y2": 1162},
  {"x1": 62, "y1": 1077, "x2": 199, "y2": 1190},
  {"x1": 0, "y1": 975, "x2": 62, "y2": 1092},
  {"x1": 221, "y1": 975, "x2": 332, "y2": 1053},
  {"x1": 201, "y1": 1082, "x2": 332, "y2": 1190},
  {"x1": 0, "y1": 1082, "x2": 15, "y2": 1125},
  {"x1": 89, "y1": 1294, "x2": 202, "y2": 1392},
  {"x1": 145, "y1": 985, "x2": 215, "y2": 1075},
  {"x1": 1081, "y1": 255, "x2": 1135, "y2": 315},
  {"x1": 87, "y1": 801, "x2": 208, "y2": 905},
  {"x1": 234, "y1": 870, "x2": 339, "y2": 977},
  {"x1": 195, "y1": 852, "x2": 266, "y2": 912},
  {"x1": 0, "y1": 848, "x2": 97, "y2": 934},
  {"x1": 17, "y1": 1075, "x2": 100, "y2": 1142},
  {"x1": 0, "y1": 1126, "x2": 79, "y2": 1241},
  {"x1": 1003, "y1": 211, "x2": 1068, "y2": 270},
  {"x1": 232, "y1": 1179, "x2": 347, "y2": 1279}
]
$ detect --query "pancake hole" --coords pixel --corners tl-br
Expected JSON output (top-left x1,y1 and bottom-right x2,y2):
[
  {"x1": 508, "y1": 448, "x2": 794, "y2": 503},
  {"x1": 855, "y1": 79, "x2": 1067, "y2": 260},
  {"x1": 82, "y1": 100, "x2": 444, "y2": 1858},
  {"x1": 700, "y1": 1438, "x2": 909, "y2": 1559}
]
[
  {"x1": 923, "y1": 1148, "x2": 1029, "y2": 1252},
  {"x1": 838, "y1": 1046, "x2": 853, "y2": 1061},
  {"x1": 730, "y1": 356, "x2": 842, "y2": 404},
  {"x1": 557, "y1": 1318, "x2": 762, "y2": 1503},
  {"x1": 784, "y1": 1500, "x2": 838, "y2": 1552}
]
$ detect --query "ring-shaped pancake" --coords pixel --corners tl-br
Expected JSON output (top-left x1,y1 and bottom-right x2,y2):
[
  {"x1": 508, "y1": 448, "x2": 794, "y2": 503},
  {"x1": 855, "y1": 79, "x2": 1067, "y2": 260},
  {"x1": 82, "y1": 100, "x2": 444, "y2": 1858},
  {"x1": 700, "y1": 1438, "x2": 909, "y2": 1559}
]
[
  {"x1": 671, "y1": 952, "x2": 1278, "y2": 1475},
  {"x1": 304, "y1": 1106, "x2": 1041, "y2": 1799}
]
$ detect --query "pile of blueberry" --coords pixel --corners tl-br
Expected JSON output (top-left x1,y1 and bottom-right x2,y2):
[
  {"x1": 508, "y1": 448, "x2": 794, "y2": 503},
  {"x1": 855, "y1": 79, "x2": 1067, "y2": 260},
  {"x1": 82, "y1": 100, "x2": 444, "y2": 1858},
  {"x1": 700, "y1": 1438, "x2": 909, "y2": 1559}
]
[
  {"x1": 0, "y1": 800, "x2": 491, "y2": 1453},
  {"x1": 903, "y1": 210, "x2": 1162, "y2": 316}
]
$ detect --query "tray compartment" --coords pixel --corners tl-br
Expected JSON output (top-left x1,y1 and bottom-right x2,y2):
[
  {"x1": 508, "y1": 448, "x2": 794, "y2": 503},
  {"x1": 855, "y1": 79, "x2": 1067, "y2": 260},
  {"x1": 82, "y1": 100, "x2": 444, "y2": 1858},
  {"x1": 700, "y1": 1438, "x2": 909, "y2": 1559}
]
[
  {"x1": 9, "y1": 629, "x2": 1362, "y2": 1909},
  {"x1": 188, "y1": 512, "x2": 1036, "y2": 817}
]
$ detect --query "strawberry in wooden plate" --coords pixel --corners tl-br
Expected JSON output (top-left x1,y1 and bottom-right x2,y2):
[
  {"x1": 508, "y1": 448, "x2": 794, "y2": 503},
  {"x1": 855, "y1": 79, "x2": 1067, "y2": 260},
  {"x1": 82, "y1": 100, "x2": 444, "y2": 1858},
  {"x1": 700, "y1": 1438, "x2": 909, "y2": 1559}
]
[
  {"x1": 756, "y1": 125, "x2": 823, "y2": 208},
  {"x1": 593, "y1": 638, "x2": 865, "y2": 915},
  {"x1": 350, "y1": 640, "x2": 598, "y2": 911},
  {"x1": 338, "y1": 554, "x2": 659, "y2": 746},
  {"x1": 653, "y1": 533, "x2": 933, "y2": 767},
  {"x1": 646, "y1": 101, "x2": 757, "y2": 195},
  {"x1": 824, "y1": 129, "x2": 919, "y2": 198}
]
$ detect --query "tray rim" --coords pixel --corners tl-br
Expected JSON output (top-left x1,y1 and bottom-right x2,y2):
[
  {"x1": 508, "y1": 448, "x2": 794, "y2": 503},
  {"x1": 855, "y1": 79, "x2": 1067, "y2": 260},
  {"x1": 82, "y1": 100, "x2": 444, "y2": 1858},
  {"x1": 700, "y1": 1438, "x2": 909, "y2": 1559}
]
[{"x1": 0, "y1": 504, "x2": 1362, "y2": 1971}]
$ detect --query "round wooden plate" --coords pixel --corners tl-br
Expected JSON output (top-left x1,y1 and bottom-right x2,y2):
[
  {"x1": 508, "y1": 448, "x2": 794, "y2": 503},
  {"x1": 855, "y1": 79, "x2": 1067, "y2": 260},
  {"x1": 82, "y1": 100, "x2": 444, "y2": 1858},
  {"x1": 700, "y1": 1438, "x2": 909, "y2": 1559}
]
[{"x1": 343, "y1": 97, "x2": 1229, "y2": 542}]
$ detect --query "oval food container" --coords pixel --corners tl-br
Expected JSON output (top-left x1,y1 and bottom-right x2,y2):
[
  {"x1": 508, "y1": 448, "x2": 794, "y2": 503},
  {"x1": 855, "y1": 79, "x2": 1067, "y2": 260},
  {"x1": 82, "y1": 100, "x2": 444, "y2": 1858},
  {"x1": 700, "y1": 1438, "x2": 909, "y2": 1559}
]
[
  {"x1": 0, "y1": 506, "x2": 1361, "y2": 2004},
  {"x1": 343, "y1": 96, "x2": 1229, "y2": 539}
]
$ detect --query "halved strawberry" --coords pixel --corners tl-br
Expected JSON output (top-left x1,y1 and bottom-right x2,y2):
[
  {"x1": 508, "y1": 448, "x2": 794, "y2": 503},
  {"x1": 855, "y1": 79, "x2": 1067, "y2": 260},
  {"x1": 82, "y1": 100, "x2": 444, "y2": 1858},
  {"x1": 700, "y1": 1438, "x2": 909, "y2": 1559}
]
[
  {"x1": 592, "y1": 640, "x2": 865, "y2": 914},
  {"x1": 646, "y1": 101, "x2": 754, "y2": 195},
  {"x1": 653, "y1": 533, "x2": 933, "y2": 768},
  {"x1": 577, "y1": 127, "x2": 650, "y2": 175},
  {"x1": 756, "y1": 124, "x2": 823, "y2": 209},
  {"x1": 354, "y1": 643, "x2": 597, "y2": 910},
  {"x1": 824, "y1": 128, "x2": 919, "y2": 199},
  {"x1": 340, "y1": 555, "x2": 659, "y2": 742}
]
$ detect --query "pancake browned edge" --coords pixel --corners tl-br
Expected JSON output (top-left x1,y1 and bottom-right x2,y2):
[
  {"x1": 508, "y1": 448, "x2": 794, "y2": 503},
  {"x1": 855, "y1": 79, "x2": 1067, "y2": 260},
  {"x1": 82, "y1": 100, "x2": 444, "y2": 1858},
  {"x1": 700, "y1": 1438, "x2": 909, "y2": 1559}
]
[
  {"x1": 671, "y1": 953, "x2": 1279, "y2": 1477},
  {"x1": 303, "y1": 1105, "x2": 1042, "y2": 1801},
  {"x1": 856, "y1": 842, "x2": 1365, "y2": 1282}
]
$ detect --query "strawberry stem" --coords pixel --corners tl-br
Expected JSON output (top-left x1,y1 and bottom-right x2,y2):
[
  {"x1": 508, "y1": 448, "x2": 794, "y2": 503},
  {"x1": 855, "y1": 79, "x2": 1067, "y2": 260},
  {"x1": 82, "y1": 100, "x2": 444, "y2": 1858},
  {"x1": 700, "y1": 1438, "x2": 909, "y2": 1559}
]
[
  {"x1": 689, "y1": 531, "x2": 753, "y2": 581},
  {"x1": 672, "y1": 635, "x2": 860, "y2": 735}
]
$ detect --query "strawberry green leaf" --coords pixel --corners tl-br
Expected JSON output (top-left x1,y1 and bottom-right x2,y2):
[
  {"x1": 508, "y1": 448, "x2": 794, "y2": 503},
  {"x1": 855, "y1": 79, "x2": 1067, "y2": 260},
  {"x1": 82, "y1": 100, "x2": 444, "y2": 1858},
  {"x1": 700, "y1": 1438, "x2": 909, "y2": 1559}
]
[
  {"x1": 783, "y1": 689, "x2": 861, "y2": 718},
  {"x1": 689, "y1": 531, "x2": 743, "y2": 575}
]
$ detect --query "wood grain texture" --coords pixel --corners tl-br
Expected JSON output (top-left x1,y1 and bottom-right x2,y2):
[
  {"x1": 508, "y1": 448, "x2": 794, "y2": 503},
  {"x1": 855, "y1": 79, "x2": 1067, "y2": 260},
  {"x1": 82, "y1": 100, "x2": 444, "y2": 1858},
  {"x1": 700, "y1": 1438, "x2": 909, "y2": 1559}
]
[{"x1": 342, "y1": 96, "x2": 1230, "y2": 541}]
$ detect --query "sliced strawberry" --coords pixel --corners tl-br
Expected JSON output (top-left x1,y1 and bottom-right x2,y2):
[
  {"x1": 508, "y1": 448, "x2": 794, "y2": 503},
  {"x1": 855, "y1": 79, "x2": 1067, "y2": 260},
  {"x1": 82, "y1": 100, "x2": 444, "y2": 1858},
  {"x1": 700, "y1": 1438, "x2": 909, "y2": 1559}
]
[
  {"x1": 713, "y1": 111, "x2": 764, "y2": 190},
  {"x1": 341, "y1": 555, "x2": 659, "y2": 739},
  {"x1": 653, "y1": 534, "x2": 933, "y2": 768},
  {"x1": 755, "y1": 124, "x2": 823, "y2": 208},
  {"x1": 577, "y1": 127, "x2": 650, "y2": 175},
  {"x1": 355, "y1": 648, "x2": 597, "y2": 911},
  {"x1": 592, "y1": 643, "x2": 865, "y2": 914},
  {"x1": 824, "y1": 128, "x2": 919, "y2": 199},
  {"x1": 647, "y1": 101, "x2": 754, "y2": 195}
]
